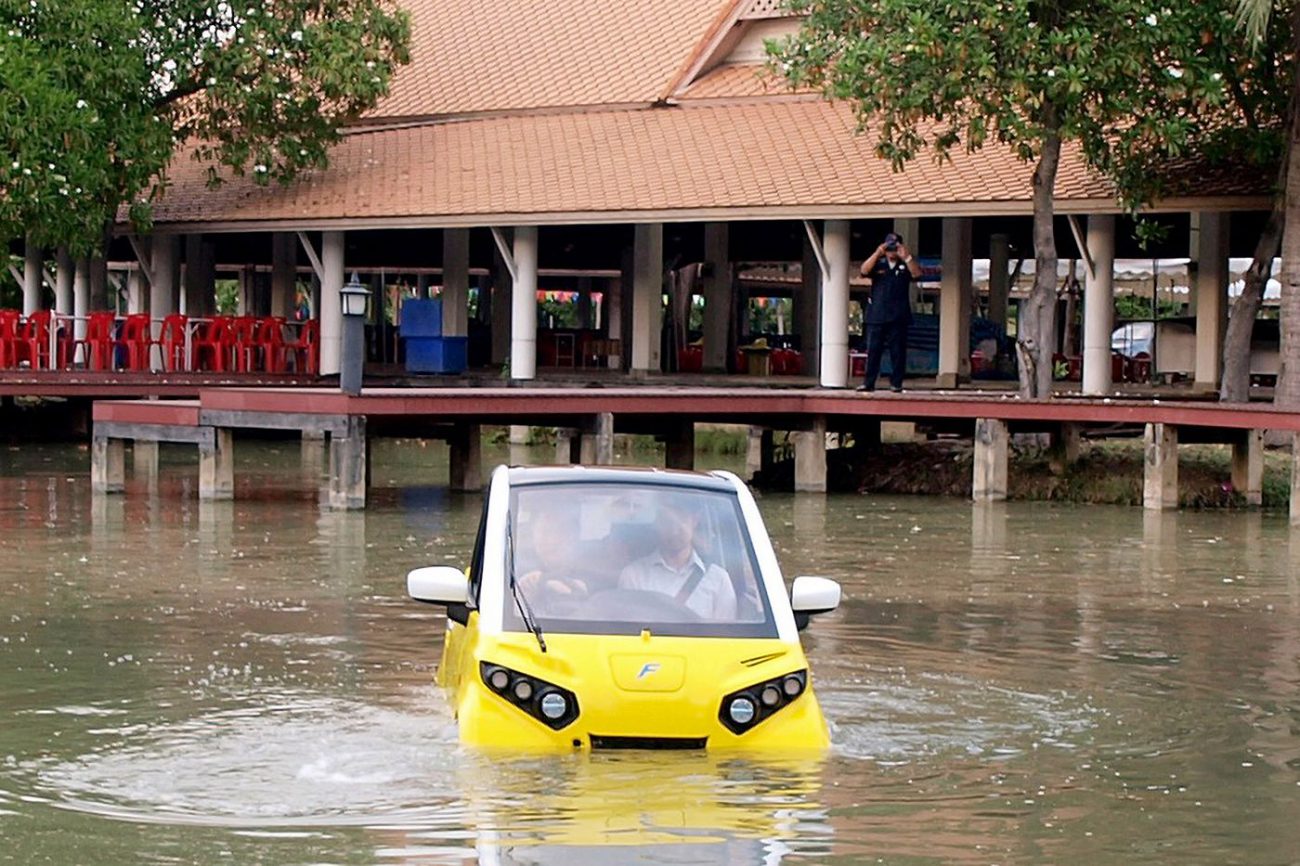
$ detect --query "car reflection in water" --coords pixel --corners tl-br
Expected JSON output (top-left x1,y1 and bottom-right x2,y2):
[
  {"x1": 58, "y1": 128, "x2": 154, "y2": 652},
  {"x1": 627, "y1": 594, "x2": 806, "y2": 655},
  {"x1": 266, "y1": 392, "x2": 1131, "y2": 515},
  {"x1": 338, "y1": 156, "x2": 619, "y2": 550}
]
[{"x1": 456, "y1": 751, "x2": 831, "y2": 866}]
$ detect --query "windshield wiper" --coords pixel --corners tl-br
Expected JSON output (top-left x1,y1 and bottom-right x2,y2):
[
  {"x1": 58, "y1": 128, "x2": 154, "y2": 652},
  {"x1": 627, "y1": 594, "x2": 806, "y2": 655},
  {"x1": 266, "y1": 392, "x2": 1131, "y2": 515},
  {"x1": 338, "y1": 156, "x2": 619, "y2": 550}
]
[{"x1": 506, "y1": 512, "x2": 546, "y2": 653}]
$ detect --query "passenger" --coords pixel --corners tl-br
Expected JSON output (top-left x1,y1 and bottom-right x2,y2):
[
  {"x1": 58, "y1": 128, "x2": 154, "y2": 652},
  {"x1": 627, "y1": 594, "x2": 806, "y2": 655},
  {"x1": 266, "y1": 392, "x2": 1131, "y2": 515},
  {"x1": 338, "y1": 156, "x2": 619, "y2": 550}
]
[{"x1": 617, "y1": 496, "x2": 738, "y2": 620}]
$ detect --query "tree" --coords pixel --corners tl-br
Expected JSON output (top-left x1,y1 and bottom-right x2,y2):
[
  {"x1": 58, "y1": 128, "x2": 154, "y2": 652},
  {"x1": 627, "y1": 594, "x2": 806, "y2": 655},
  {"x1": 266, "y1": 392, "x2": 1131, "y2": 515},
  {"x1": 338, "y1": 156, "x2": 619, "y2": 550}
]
[
  {"x1": 769, "y1": 0, "x2": 1260, "y2": 397},
  {"x1": 0, "y1": 0, "x2": 410, "y2": 255}
]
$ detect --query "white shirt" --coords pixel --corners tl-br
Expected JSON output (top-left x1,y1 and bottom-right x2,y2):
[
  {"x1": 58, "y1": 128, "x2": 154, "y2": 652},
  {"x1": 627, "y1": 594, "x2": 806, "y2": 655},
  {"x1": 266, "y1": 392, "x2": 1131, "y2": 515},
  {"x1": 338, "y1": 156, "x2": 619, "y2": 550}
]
[{"x1": 617, "y1": 550, "x2": 738, "y2": 620}]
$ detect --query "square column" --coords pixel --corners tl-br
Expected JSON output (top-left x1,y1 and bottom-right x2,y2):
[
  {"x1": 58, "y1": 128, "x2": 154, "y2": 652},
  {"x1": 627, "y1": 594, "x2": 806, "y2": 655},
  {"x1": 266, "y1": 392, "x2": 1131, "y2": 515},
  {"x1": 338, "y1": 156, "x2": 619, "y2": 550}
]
[
  {"x1": 893, "y1": 218, "x2": 921, "y2": 307},
  {"x1": 938, "y1": 217, "x2": 972, "y2": 388},
  {"x1": 972, "y1": 418, "x2": 1009, "y2": 502},
  {"x1": 449, "y1": 423, "x2": 482, "y2": 491},
  {"x1": 183, "y1": 234, "x2": 216, "y2": 317},
  {"x1": 1193, "y1": 213, "x2": 1229, "y2": 391},
  {"x1": 199, "y1": 428, "x2": 235, "y2": 501},
  {"x1": 327, "y1": 417, "x2": 367, "y2": 509},
  {"x1": 73, "y1": 257, "x2": 90, "y2": 348},
  {"x1": 510, "y1": 226, "x2": 538, "y2": 380},
  {"x1": 23, "y1": 239, "x2": 42, "y2": 316},
  {"x1": 149, "y1": 236, "x2": 178, "y2": 359},
  {"x1": 319, "y1": 231, "x2": 345, "y2": 376},
  {"x1": 1231, "y1": 429, "x2": 1263, "y2": 506},
  {"x1": 818, "y1": 220, "x2": 850, "y2": 388},
  {"x1": 580, "y1": 412, "x2": 615, "y2": 464},
  {"x1": 54, "y1": 248, "x2": 74, "y2": 314},
  {"x1": 91, "y1": 436, "x2": 125, "y2": 494},
  {"x1": 798, "y1": 236, "x2": 821, "y2": 378},
  {"x1": 631, "y1": 224, "x2": 663, "y2": 373},
  {"x1": 1143, "y1": 423, "x2": 1178, "y2": 510},
  {"x1": 271, "y1": 233, "x2": 297, "y2": 319},
  {"x1": 793, "y1": 416, "x2": 828, "y2": 492},
  {"x1": 1082, "y1": 215, "x2": 1115, "y2": 395},
  {"x1": 701, "y1": 223, "x2": 731, "y2": 372},
  {"x1": 442, "y1": 229, "x2": 470, "y2": 338}
]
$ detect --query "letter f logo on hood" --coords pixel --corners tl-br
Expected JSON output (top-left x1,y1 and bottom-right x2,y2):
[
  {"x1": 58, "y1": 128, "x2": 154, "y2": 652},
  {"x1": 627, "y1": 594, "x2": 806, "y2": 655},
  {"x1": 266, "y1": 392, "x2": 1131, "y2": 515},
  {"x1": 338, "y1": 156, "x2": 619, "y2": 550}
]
[{"x1": 637, "y1": 662, "x2": 660, "y2": 679}]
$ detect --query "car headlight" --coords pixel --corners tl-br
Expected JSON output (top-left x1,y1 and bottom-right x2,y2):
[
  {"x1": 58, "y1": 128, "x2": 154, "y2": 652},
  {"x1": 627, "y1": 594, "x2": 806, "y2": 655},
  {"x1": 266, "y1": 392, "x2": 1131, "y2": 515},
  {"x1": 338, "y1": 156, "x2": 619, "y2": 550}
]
[
  {"x1": 479, "y1": 661, "x2": 579, "y2": 730},
  {"x1": 718, "y1": 670, "x2": 807, "y2": 735}
]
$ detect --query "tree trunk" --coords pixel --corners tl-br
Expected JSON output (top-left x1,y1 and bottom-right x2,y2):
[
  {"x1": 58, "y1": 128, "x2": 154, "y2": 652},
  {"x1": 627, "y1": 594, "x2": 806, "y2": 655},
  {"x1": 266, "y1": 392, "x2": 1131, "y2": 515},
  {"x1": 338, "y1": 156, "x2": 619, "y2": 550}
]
[
  {"x1": 1019, "y1": 127, "x2": 1062, "y2": 399},
  {"x1": 1274, "y1": 6, "x2": 1300, "y2": 407},
  {"x1": 1222, "y1": 211, "x2": 1282, "y2": 402}
]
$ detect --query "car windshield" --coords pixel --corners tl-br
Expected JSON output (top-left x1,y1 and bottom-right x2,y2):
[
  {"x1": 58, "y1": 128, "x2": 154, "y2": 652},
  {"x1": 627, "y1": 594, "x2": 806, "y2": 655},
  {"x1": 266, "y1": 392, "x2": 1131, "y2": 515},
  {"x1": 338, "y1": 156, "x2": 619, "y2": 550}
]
[{"x1": 504, "y1": 482, "x2": 778, "y2": 638}]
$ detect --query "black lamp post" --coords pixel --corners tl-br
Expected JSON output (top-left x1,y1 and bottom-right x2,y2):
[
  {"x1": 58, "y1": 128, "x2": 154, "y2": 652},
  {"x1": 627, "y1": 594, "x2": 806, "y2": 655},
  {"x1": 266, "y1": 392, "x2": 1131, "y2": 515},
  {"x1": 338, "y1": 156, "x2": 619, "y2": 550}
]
[{"x1": 340, "y1": 272, "x2": 370, "y2": 396}]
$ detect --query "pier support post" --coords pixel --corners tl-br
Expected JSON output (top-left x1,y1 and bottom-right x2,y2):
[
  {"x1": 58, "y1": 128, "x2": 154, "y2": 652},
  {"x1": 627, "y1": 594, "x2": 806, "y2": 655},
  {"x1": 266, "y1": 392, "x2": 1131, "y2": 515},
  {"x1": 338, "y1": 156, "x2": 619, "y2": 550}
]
[
  {"x1": 746, "y1": 426, "x2": 765, "y2": 478},
  {"x1": 1291, "y1": 433, "x2": 1300, "y2": 525},
  {"x1": 199, "y1": 428, "x2": 234, "y2": 501},
  {"x1": 555, "y1": 428, "x2": 580, "y2": 465},
  {"x1": 793, "y1": 416, "x2": 828, "y2": 493},
  {"x1": 1143, "y1": 422, "x2": 1178, "y2": 510},
  {"x1": 580, "y1": 412, "x2": 615, "y2": 465},
  {"x1": 449, "y1": 423, "x2": 482, "y2": 492},
  {"x1": 664, "y1": 421, "x2": 695, "y2": 471},
  {"x1": 972, "y1": 418, "x2": 1009, "y2": 502},
  {"x1": 132, "y1": 440, "x2": 159, "y2": 481},
  {"x1": 328, "y1": 417, "x2": 366, "y2": 509},
  {"x1": 1232, "y1": 429, "x2": 1264, "y2": 506},
  {"x1": 91, "y1": 436, "x2": 126, "y2": 494}
]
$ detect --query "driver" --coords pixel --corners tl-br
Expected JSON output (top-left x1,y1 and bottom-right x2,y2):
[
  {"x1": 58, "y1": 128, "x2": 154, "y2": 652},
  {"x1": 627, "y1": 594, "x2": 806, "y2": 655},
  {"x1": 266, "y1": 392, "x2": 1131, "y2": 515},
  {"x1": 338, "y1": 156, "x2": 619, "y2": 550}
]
[
  {"x1": 617, "y1": 495, "x2": 737, "y2": 620},
  {"x1": 517, "y1": 507, "x2": 602, "y2": 610}
]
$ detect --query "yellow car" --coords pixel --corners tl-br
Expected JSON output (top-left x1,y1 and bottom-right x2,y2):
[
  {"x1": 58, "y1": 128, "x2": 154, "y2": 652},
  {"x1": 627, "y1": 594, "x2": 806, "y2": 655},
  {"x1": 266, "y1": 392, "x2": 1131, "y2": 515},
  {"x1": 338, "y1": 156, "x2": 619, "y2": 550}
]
[{"x1": 407, "y1": 466, "x2": 841, "y2": 751}]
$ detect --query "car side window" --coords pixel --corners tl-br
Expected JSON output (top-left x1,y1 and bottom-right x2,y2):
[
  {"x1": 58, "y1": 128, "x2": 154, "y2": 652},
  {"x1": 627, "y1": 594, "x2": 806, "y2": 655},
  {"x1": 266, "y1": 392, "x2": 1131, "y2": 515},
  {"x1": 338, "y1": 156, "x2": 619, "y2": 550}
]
[{"x1": 466, "y1": 492, "x2": 491, "y2": 608}]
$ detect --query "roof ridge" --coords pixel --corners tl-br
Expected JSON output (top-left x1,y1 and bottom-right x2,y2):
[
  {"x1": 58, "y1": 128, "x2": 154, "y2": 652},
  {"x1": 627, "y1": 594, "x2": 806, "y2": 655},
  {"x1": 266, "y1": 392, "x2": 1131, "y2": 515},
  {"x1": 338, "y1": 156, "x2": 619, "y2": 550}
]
[{"x1": 660, "y1": 0, "x2": 752, "y2": 102}]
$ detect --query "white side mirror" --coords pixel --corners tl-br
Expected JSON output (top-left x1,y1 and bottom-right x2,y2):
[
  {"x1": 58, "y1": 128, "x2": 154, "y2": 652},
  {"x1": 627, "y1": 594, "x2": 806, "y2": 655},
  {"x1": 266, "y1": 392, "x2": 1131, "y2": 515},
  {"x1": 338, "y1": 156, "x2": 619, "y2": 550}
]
[
  {"x1": 791, "y1": 576, "x2": 841, "y2": 616},
  {"x1": 407, "y1": 566, "x2": 469, "y2": 605}
]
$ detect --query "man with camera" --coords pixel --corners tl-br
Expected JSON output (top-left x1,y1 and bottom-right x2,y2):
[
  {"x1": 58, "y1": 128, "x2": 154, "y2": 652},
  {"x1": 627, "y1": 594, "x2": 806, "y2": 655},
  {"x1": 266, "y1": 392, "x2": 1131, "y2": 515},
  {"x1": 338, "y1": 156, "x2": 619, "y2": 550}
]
[{"x1": 857, "y1": 232, "x2": 922, "y2": 392}]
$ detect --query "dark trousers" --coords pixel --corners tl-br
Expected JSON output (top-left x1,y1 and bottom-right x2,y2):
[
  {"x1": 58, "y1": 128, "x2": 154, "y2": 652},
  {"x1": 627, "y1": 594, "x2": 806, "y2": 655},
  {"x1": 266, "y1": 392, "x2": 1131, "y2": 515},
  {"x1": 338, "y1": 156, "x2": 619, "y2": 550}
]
[{"x1": 863, "y1": 321, "x2": 908, "y2": 390}]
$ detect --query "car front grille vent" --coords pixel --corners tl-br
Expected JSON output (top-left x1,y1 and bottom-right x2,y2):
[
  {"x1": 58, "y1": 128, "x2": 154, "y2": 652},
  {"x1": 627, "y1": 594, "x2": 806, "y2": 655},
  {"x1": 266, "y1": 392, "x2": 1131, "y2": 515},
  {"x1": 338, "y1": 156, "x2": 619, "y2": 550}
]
[{"x1": 589, "y1": 735, "x2": 708, "y2": 751}]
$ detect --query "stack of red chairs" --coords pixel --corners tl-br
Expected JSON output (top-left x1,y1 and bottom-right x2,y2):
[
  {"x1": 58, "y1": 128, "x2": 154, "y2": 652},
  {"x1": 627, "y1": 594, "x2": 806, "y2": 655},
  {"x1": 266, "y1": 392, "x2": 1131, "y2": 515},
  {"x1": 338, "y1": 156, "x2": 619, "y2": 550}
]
[
  {"x1": 770, "y1": 348, "x2": 804, "y2": 375},
  {"x1": 112, "y1": 313, "x2": 153, "y2": 371},
  {"x1": 255, "y1": 317, "x2": 291, "y2": 373},
  {"x1": 15, "y1": 310, "x2": 53, "y2": 370},
  {"x1": 0, "y1": 310, "x2": 20, "y2": 368},
  {"x1": 156, "y1": 314, "x2": 188, "y2": 371},
  {"x1": 75, "y1": 311, "x2": 117, "y2": 370},
  {"x1": 286, "y1": 319, "x2": 319, "y2": 374},
  {"x1": 192, "y1": 316, "x2": 235, "y2": 372},
  {"x1": 230, "y1": 315, "x2": 262, "y2": 372}
]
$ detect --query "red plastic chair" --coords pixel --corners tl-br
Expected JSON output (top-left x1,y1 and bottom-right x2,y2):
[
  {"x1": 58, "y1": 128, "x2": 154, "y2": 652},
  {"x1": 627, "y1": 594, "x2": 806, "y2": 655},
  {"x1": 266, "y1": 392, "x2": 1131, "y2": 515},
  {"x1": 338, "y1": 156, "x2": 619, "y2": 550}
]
[
  {"x1": 156, "y1": 314, "x2": 189, "y2": 371},
  {"x1": 192, "y1": 317, "x2": 235, "y2": 372},
  {"x1": 254, "y1": 317, "x2": 291, "y2": 373},
  {"x1": 286, "y1": 319, "x2": 319, "y2": 374},
  {"x1": 0, "y1": 309, "x2": 20, "y2": 368},
  {"x1": 15, "y1": 310, "x2": 52, "y2": 369},
  {"x1": 229, "y1": 315, "x2": 262, "y2": 372},
  {"x1": 75, "y1": 312, "x2": 117, "y2": 370},
  {"x1": 112, "y1": 313, "x2": 153, "y2": 371}
]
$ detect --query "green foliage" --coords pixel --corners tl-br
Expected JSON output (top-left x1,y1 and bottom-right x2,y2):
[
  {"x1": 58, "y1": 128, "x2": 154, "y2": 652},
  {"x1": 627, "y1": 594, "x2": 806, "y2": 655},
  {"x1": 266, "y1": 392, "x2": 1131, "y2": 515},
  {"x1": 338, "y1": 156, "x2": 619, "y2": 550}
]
[
  {"x1": 0, "y1": 0, "x2": 410, "y2": 255},
  {"x1": 768, "y1": 0, "x2": 1282, "y2": 215},
  {"x1": 1114, "y1": 294, "x2": 1181, "y2": 320},
  {"x1": 215, "y1": 279, "x2": 240, "y2": 315}
]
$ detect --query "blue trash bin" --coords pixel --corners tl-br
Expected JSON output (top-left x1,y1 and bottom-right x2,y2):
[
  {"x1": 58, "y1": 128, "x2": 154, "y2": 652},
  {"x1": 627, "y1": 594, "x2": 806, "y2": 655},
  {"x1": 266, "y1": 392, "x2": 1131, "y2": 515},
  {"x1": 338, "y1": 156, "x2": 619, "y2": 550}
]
[{"x1": 401, "y1": 300, "x2": 467, "y2": 373}]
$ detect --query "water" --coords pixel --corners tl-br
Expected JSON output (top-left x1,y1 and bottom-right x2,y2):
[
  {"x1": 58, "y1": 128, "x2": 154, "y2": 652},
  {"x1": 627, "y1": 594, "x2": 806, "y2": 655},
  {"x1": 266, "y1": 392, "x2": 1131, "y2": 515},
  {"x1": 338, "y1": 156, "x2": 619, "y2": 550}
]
[{"x1": 1, "y1": 440, "x2": 1298, "y2": 864}]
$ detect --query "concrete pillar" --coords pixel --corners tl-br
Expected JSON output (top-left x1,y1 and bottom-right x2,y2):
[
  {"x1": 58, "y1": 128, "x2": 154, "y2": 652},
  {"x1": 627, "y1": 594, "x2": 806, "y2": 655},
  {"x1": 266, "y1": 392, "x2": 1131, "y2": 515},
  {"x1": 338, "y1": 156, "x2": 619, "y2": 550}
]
[
  {"x1": 320, "y1": 231, "x2": 345, "y2": 376},
  {"x1": 511, "y1": 226, "x2": 538, "y2": 380},
  {"x1": 1082, "y1": 215, "x2": 1116, "y2": 395},
  {"x1": 90, "y1": 437, "x2": 125, "y2": 494},
  {"x1": 631, "y1": 224, "x2": 663, "y2": 373},
  {"x1": 1232, "y1": 429, "x2": 1264, "y2": 506},
  {"x1": 54, "y1": 249, "x2": 74, "y2": 314},
  {"x1": 183, "y1": 234, "x2": 215, "y2": 317},
  {"x1": 555, "y1": 428, "x2": 580, "y2": 465},
  {"x1": 819, "y1": 220, "x2": 850, "y2": 388},
  {"x1": 798, "y1": 236, "x2": 821, "y2": 378},
  {"x1": 73, "y1": 257, "x2": 89, "y2": 349},
  {"x1": 938, "y1": 217, "x2": 973, "y2": 388},
  {"x1": 664, "y1": 421, "x2": 695, "y2": 471},
  {"x1": 23, "y1": 239, "x2": 42, "y2": 315},
  {"x1": 606, "y1": 274, "x2": 623, "y2": 369},
  {"x1": 126, "y1": 269, "x2": 145, "y2": 315},
  {"x1": 443, "y1": 228, "x2": 470, "y2": 338},
  {"x1": 893, "y1": 218, "x2": 922, "y2": 307},
  {"x1": 580, "y1": 412, "x2": 615, "y2": 464},
  {"x1": 271, "y1": 233, "x2": 297, "y2": 319},
  {"x1": 150, "y1": 235, "x2": 178, "y2": 326},
  {"x1": 132, "y1": 439, "x2": 159, "y2": 481},
  {"x1": 449, "y1": 423, "x2": 482, "y2": 492},
  {"x1": 490, "y1": 235, "x2": 512, "y2": 367},
  {"x1": 973, "y1": 418, "x2": 1009, "y2": 501},
  {"x1": 327, "y1": 417, "x2": 366, "y2": 509},
  {"x1": 745, "y1": 426, "x2": 765, "y2": 479},
  {"x1": 301, "y1": 431, "x2": 326, "y2": 481},
  {"x1": 1193, "y1": 213, "x2": 1229, "y2": 391},
  {"x1": 793, "y1": 416, "x2": 828, "y2": 492},
  {"x1": 199, "y1": 428, "x2": 235, "y2": 501},
  {"x1": 988, "y1": 233, "x2": 1010, "y2": 331},
  {"x1": 1143, "y1": 422, "x2": 1178, "y2": 510},
  {"x1": 701, "y1": 223, "x2": 730, "y2": 372},
  {"x1": 1291, "y1": 433, "x2": 1300, "y2": 525}
]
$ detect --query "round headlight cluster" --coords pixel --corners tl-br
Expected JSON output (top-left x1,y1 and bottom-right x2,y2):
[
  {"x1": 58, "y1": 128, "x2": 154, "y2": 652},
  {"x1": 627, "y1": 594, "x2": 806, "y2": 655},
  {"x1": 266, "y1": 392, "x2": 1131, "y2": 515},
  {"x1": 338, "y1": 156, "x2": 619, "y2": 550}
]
[
  {"x1": 479, "y1": 662, "x2": 579, "y2": 730},
  {"x1": 718, "y1": 670, "x2": 809, "y2": 735}
]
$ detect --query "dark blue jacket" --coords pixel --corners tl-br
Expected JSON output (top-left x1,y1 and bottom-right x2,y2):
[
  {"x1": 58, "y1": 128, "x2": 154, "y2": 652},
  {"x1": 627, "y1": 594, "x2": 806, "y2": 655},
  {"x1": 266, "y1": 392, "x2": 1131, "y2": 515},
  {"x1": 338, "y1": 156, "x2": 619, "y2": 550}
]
[{"x1": 865, "y1": 258, "x2": 914, "y2": 325}]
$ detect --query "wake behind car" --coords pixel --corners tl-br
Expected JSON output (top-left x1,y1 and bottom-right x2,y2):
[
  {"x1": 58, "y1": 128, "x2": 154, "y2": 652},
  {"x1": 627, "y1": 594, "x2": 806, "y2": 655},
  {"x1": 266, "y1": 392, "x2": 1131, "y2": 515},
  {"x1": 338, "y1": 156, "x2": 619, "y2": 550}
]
[{"x1": 407, "y1": 465, "x2": 841, "y2": 751}]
